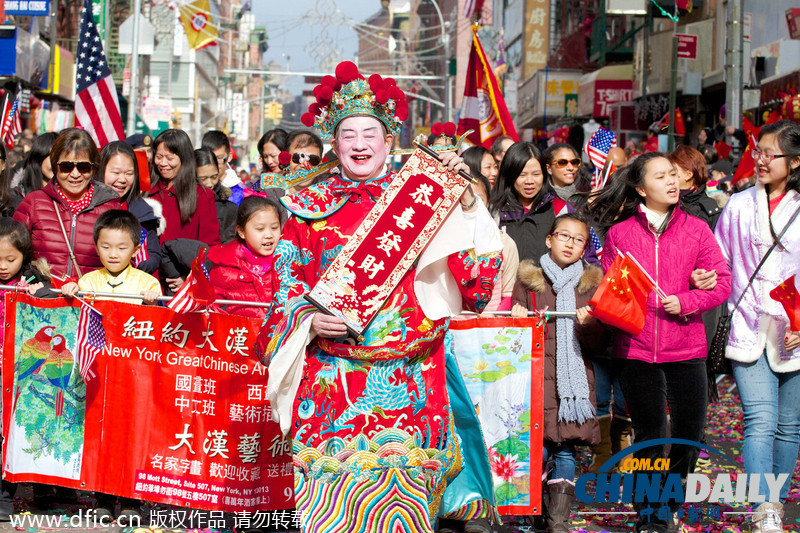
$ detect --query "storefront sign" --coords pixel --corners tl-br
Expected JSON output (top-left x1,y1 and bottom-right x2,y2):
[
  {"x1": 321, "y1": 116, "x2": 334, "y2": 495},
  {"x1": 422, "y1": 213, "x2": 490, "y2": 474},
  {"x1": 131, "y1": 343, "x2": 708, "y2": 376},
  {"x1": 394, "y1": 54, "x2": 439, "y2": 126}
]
[
  {"x1": 4, "y1": 0, "x2": 49, "y2": 16},
  {"x1": 523, "y1": 0, "x2": 550, "y2": 81}
]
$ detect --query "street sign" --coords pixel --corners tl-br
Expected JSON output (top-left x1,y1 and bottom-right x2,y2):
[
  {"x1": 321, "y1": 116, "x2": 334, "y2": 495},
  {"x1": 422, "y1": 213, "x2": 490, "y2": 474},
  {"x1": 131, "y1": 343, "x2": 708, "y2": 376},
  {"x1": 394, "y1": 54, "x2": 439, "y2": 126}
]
[
  {"x1": 743, "y1": 12, "x2": 752, "y2": 42},
  {"x1": 675, "y1": 33, "x2": 698, "y2": 60}
]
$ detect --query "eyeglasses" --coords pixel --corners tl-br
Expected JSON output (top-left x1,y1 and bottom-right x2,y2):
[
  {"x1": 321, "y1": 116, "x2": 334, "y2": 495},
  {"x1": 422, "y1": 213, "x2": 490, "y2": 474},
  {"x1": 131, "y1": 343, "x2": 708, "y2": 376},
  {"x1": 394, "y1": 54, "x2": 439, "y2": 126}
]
[
  {"x1": 552, "y1": 158, "x2": 582, "y2": 169},
  {"x1": 216, "y1": 155, "x2": 228, "y2": 164},
  {"x1": 291, "y1": 152, "x2": 321, "y2": 167},
  {"x1": 58, "y1": 161, "x2": 95, "y2": 174},
  {"x1": 550, "y1": 232, "x2": 587, "y2": 247},
  {"x1": 752, "y1": 149, "x2": 789, "y2": 164}
]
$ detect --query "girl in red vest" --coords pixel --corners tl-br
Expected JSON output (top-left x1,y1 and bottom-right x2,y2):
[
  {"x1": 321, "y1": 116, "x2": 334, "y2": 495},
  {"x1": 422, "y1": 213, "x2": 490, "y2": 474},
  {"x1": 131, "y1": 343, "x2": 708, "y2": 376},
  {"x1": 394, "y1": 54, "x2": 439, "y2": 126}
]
[{"x1": 205, "y1": 196, "x2": 281, "y2": 319}]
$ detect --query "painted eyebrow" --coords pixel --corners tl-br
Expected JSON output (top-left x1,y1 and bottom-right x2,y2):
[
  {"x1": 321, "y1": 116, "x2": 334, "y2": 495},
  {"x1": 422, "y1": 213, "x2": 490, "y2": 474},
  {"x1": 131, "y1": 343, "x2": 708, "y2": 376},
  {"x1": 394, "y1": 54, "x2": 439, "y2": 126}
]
[{"x1": 339, "y1": 127, "x2": 380, "y2": 133}]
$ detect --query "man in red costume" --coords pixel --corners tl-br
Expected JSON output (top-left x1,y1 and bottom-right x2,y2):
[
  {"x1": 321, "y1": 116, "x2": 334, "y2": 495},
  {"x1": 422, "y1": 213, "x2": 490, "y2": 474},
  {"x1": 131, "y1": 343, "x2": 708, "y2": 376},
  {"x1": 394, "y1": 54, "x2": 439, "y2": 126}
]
[{"x1": 258, "y1": 62, "x2": 503, "y2": 532}]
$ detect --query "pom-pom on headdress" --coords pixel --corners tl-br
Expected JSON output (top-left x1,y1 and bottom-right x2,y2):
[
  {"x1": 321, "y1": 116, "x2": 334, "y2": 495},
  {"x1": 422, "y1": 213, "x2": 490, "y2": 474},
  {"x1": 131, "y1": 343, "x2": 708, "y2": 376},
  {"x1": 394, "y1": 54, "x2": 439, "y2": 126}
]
[{"x1": 300, "y1": 61, "x2": 408, "y2": 141}]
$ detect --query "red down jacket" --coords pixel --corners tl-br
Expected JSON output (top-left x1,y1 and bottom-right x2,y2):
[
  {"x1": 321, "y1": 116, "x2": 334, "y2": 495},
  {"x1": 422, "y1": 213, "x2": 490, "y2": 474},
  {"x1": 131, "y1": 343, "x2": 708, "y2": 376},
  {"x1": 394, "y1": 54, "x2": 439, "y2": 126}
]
[
  {"x1": 206, "y1": 240, "x2": 275, "y2": 320},
  {"x1": 13, "y1": 181, "x2": 124, "y2": 278}
]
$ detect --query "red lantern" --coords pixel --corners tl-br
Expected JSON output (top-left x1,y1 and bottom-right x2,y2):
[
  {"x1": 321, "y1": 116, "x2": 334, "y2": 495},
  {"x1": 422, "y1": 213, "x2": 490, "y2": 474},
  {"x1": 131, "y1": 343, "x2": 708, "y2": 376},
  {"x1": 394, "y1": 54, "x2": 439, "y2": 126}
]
[{"x1": 782, "y1": 94, "x2": 800, "y2": 123}]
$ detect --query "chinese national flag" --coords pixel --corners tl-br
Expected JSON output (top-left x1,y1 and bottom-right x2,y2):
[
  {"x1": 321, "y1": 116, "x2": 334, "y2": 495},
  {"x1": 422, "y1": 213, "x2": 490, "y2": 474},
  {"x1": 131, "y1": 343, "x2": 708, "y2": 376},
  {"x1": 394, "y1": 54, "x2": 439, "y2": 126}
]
[
  {"x1": 715, "y1": 141, "x2": 732, "y2": 160},
  {"x1": 770, "y1": 275, "x2": 800, "y2": 331},
  {"x1": 589, "y1": 255, "x2": 655, "y2": 335},
  {"x1": 660, "y1": 109, "x2": 686, "y2": 136},
  {"x1": 457, "y1": 26, "x2": 519, "y2": 148}
]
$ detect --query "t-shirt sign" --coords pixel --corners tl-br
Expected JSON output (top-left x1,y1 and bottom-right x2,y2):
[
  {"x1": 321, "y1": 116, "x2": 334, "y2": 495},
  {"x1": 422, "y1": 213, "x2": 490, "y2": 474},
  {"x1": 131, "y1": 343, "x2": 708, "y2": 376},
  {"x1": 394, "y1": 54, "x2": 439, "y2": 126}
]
[{"x1": 5, "y1": 0, "x2": 50, "y2": 16}]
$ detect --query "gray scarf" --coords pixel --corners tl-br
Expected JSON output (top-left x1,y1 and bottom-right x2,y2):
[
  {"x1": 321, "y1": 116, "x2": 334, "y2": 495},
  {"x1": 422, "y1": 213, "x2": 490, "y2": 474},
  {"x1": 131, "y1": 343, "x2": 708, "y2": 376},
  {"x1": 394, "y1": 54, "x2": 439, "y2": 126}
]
[
  {"x1": 553, "y1": 182, "x2": 578, "y2": 202},
  {"x1": 540, "y1": 254, "x2": 595, "y2": 424}
]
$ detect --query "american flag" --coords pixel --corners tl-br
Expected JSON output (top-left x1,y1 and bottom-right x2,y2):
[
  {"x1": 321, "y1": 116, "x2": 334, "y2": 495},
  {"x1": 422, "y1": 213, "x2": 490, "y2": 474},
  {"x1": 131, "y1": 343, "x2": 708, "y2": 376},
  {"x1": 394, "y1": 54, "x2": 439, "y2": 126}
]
[
  {"x1": 75, "y1": 0, "x2": 125, "y2": 146},
  {"x1": 167, "y1": 250, "x2": 215, "y2": 313},
  {"x1": 584, "y1": 127, "x2": 617, "y2": 188},
  {"x1": 75, "y1": 304, "x2": 105, "y2": 383},
  {"x1": 590, "y1": 227, "x2": 604, "y2": 261},
  {"x1": 132, "y1": 227, "x2": 149, "y2": 267},
  {"x1": 0, "y1": 93, "x2": 22, "y2": 149}
]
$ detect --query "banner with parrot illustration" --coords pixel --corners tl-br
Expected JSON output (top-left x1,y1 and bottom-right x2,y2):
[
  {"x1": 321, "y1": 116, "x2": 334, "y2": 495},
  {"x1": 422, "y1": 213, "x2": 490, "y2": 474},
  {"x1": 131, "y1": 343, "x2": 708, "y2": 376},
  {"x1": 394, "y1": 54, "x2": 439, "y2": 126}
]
[
  {"x1": 449, "y1": 316, "x2": 544, "y2": 516},
  {"x1": 1, "y1": 294, "x2": 293, "y2": 513}
]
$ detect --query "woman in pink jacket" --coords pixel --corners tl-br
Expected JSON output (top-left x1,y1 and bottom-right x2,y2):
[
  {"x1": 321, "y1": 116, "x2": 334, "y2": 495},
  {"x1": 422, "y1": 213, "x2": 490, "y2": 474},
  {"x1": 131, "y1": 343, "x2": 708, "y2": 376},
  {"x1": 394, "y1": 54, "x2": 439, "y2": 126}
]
[
  {"x1": 715, "y1": 120, "x2": 800, "y2": 532},
  {"x1": 587, "y1": 152, "x2": 731, "y2": 533}
]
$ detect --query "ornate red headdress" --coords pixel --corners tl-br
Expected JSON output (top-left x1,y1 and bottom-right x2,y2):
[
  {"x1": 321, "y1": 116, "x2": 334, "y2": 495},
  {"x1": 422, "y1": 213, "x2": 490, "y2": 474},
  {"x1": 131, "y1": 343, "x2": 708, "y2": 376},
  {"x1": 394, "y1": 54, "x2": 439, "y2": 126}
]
[{"x1": 300, "y1": 61, "x2": 408, "y2": 140}]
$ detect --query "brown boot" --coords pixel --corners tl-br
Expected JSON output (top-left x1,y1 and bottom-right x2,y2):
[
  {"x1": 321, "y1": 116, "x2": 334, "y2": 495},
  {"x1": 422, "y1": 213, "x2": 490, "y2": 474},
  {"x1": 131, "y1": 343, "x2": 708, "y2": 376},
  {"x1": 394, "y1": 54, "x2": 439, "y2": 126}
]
[
  {"x1": 546, "y1": 480, "x2": 575, "y2": 533},
  {"x1": 589, "y1": 414, "x2": 612, "y2": 473},
  {"x1": 611, "y1": 415, "x2": 634, "y2": 473}
]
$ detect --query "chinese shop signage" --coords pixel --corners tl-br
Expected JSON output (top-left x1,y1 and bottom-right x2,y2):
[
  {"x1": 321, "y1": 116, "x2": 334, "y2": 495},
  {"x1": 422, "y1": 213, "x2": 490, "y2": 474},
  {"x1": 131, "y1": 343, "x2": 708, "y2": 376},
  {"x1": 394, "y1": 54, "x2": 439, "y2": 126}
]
[
  {"x1": 307, "y1": 149, "x2": 470, "y2": 335},
  {"x1": 523, "y1": 0, "x2": 550, "y2": 80},
  {"x1": 2, "y1": 294, "x2": 293, "y2": 513}
]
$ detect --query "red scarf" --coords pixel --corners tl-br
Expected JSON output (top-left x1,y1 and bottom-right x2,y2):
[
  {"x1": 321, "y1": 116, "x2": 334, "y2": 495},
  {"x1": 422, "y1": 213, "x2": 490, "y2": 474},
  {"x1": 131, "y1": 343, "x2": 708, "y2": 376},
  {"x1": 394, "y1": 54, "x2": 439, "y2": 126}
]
[{"x1": 56, "y1": 182, "x2": 94, "y2": 215}]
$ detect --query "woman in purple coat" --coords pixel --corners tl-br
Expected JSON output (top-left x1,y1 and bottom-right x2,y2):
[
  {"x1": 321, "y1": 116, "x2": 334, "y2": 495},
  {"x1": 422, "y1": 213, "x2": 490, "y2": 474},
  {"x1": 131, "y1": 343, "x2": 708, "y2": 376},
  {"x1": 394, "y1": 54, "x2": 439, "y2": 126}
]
[{"x1": 587, "y1": 152, "x2": 731, "y2": 533}]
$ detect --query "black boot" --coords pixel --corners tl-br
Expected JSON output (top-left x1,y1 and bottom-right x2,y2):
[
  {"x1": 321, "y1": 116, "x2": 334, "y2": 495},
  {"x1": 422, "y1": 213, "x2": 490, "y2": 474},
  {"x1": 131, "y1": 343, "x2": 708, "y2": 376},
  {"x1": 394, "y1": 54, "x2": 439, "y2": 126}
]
[{"x1": 546, "y1": 481, "x2": 574, "y2": 533}]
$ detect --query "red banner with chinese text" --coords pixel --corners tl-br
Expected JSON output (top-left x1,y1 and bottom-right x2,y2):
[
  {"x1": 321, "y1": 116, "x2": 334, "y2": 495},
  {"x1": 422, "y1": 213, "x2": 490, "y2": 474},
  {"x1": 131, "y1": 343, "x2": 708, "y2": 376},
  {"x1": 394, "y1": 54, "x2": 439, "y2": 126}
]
[
  {"x1": 307, "y1": 148, "x2": 470, "y2": 335},
  {"x1": 2, "y1": 294, "x2": 293, "y2": 513}
]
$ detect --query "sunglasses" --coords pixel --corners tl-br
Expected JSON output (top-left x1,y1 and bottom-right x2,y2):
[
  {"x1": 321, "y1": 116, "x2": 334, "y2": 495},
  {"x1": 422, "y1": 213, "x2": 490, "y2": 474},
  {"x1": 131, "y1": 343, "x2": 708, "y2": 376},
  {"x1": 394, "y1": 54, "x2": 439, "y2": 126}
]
[
  {"x1": 291, "y1": 152, "x2": 321, "y2": 167},
  {"x1": 58, "y1": 161, "x2": 95, "y2": 174},
  {"x1": 552, "y1": 158, "x2": 582, "y2": 169}
]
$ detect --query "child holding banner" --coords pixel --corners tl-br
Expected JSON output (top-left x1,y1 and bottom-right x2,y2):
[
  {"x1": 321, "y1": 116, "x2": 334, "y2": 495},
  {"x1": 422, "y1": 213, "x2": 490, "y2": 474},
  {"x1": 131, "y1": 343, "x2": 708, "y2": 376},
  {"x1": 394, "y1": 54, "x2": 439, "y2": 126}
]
[
  {"x1": 61, "y1": 210, "x2": 161, "y2": 306},
  {"x1": 511, "y1": 213, "x2": 604, "y2": 533},
  {"x1": 61, "y1": 210, "x2": 160, "y2": 520},
  {"x1": 587, "y1": 152, "x2": 731, "y2": 533},
  {"x1": 206, "y1": 196, "x2": 281, "y2": 319}
]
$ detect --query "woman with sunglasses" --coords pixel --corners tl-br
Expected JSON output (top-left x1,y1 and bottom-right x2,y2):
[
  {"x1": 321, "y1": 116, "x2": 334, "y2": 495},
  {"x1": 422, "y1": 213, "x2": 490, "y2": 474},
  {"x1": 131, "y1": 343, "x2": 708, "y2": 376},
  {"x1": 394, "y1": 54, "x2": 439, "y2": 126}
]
[
  {"x1": 490, "y1": 141, "x2": 599, "y2": 266},
  {"x1": 544, "y1": 143, "x2": 590, "y2": 203},
  {"x1": 13, "y1": 128, "x2": 124, "y2": 278}
]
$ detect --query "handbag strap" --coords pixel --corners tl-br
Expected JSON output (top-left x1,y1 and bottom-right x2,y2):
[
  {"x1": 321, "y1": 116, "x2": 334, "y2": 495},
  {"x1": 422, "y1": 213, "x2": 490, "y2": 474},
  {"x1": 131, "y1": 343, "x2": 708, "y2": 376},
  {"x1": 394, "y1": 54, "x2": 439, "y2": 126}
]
[
  {"x1": 52, "y1": 200, "x2": 83, "y2": 278},
  {"x1": 730, "y1": 201, "x2": 800, "y2": 314}
]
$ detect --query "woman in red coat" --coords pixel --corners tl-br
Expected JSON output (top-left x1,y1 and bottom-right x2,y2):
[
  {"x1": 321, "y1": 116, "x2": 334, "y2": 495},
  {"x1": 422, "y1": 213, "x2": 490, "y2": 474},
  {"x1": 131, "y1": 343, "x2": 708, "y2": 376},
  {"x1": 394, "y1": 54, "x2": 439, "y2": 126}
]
[
  {"x1": 14, "y1": 128, "x2": 123, "y2": 278},
  {"x1": 149, "y1": 129, "x2": 220, "y2": 247},
  {"x1": 206, "y1": 196, "x2": 280, "y2": 320}
]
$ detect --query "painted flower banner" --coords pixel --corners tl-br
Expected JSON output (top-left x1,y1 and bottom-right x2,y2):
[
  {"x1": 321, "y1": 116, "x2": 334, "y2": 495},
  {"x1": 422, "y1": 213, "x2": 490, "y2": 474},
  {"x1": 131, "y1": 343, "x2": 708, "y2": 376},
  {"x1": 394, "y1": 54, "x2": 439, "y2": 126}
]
[
  {"x1": 2, "y1": 294, "x2": 293, "y2": 513},
  {"x1": 449, "y1": 316, "x2": 544, "y2": 516}
]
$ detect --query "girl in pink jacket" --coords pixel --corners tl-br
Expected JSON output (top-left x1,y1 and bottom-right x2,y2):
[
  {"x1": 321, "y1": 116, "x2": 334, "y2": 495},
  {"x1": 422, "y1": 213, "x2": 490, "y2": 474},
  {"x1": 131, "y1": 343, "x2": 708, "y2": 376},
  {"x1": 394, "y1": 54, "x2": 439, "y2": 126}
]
[{"x1": 587, "y1": 152, "x2": 731, "y2": 533}]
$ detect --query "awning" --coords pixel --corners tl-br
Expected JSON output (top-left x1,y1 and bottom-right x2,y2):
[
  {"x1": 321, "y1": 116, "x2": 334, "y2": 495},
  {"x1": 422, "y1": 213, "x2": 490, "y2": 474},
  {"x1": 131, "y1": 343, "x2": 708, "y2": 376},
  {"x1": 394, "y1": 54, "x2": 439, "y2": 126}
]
[
  {"x1": 760, "y1": 68, "x2": 800, "y2": 107},
  {"x1": 578, "y1": 64, "x2": 633, "y2": 117}
]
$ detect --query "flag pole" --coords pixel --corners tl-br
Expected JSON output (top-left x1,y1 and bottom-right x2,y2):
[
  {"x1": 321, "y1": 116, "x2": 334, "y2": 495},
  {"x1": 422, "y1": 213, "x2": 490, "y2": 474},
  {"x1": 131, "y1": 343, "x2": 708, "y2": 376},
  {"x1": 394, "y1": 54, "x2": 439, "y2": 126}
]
[
  {"x1": 624, "y1": 252, "x2": 669, "y2": 300},
  {"x1": 462, "y1": 310, "x2": 578, "y2": 317},
  {"x1": 18, "y1": 286, "x2": 275, "y2": 309}
]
